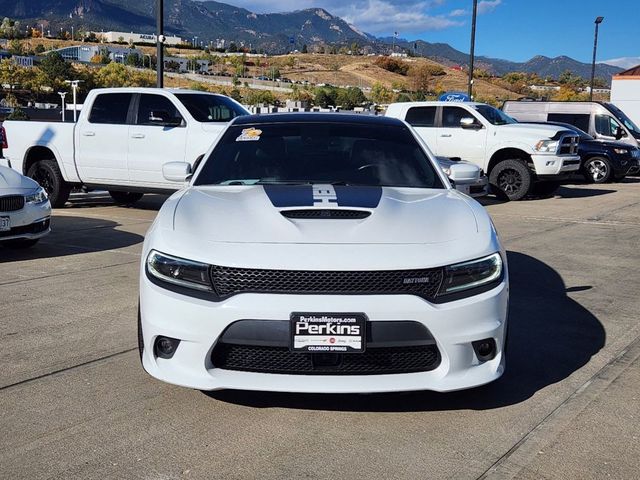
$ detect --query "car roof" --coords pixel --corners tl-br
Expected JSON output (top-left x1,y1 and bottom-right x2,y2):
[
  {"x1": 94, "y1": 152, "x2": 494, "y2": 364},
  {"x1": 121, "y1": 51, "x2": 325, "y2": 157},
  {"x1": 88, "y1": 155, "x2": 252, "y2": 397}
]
[
  {"x1": 388, "y1": 101, "x2": 486, "y2": 108},
  {"x1": 233, "y1": 113, "x2": 406, "y2": 127}
]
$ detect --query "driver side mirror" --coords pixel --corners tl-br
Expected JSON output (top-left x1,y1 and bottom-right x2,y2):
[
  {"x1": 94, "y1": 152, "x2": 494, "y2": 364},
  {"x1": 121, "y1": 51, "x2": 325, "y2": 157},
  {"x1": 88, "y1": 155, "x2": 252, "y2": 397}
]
[
  {"x1": 615, "y1": 126, "x2": 626, "y2": 140},
  {"x1": 460, "y1": 117, "x2": 482, "y2": 130},
  {"x1": 149, "y1": 110, "x2": 183, "y2": 127},
  {"x1": 162, "y1": 162, "x2": 192, "y2": 182}
]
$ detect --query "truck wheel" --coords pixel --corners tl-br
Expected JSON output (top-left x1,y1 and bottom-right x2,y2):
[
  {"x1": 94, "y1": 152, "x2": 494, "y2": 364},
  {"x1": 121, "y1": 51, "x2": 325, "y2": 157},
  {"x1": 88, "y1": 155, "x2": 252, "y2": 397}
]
[
  {"x1": 109, "y1": 191, "x2": 144, "y2": 205},
  {"x1": 583, "y1": 157, "x2": 611, "y2": 184},
  {"x1": 489, "y1": 159, "x2": 532, "y2": 201},
  {"x1": 27, "y1": 159, "x2": 71, "y2": 208}
]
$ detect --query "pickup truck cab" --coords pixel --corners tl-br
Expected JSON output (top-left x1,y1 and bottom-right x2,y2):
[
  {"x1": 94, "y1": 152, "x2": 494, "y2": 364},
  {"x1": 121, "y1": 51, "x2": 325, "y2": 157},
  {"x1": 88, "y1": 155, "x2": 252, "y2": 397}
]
[
  {"x1": 1, "y1": 88, "x2": 249, "y2": 207},
  {"x1": 385, "y1": 101, "x2": 581, "y2": 200}
]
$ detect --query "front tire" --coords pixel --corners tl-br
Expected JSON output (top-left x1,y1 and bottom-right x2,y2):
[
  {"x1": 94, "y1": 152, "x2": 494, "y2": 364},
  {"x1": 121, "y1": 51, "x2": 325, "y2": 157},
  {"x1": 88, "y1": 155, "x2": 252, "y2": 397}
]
[
  {"x1": 109, "y1": 191, "x2": 144, "y2": 205},
  {"x1": 489, "y1": 159, "x2": 532, "y2": 201},
  {"x1": 583, "y1": 157, "x2": 612, "y2": 184},
  {"x1": 2, "y1": 238, "x2": 39, "y2": 249},
  {"x1": 27, "y1": 159, "x2": 71, "y2": 208}
]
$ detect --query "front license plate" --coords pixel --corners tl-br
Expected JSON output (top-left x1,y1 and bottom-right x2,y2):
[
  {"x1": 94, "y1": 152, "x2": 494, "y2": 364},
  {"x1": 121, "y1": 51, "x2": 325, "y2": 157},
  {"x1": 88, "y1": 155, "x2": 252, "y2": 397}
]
[
  {"x1": 0, "y1": 217, "x2": 10, "y2": 232},
  {"x1": 291, "y1": 313, "x2": 366, "y2": 353}
]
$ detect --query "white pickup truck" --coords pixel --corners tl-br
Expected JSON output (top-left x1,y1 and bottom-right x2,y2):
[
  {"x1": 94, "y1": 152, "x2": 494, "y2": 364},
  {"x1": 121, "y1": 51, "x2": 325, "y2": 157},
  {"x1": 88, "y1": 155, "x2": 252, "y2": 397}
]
[
  {"x1": 1, "y1": 88, "x2": 249, "y2": 207},
  {"x1": 385, "y1": 101, "x2": 581, "y2": 200}
]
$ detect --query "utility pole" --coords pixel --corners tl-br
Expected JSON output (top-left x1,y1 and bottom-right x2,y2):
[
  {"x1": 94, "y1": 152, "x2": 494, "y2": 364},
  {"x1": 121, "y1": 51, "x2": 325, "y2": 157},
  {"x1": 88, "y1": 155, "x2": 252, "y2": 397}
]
[
  {"x1": 58, "y1": 92, "x2": 67, "y2": 122},
  {"x1": 468, "y1": 0, "x2": 478, "y2": 99},
  {"x1": 590, "y1": 16, "x2": 604, "y2": 102},
  {"x1": 157, "y1": 0, "x2": 164, "y2": 88},
  {"x1": 64, "y1": 80, "x2": 83, "y2": 122}
]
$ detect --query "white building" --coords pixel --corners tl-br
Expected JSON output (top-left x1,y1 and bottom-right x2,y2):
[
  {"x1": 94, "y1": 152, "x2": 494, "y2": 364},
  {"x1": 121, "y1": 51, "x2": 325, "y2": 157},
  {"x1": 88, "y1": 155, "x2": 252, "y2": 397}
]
[
  {"x1": 98, "y1": 31, "x2": 184, "y2": 46},
  {"x1": 611, "y1": 65, "x2": 640, "y2": 127}
]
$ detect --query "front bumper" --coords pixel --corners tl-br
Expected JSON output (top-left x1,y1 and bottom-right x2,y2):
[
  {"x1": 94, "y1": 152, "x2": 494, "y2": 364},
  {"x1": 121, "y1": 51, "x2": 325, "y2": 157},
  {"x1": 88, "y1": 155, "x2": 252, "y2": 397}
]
[
  {"x1": 0, "y1": 200, "x2": 51, "y2": 242},
  {"x1": 453, "y1": 175, "x2": 489, "y2": 198},
  {"x1": 140, "y1": 274, "x2": 509, "y2": 393},
  {"x1": 531, "y1": 154, "x2": 581, "y2": 176}
]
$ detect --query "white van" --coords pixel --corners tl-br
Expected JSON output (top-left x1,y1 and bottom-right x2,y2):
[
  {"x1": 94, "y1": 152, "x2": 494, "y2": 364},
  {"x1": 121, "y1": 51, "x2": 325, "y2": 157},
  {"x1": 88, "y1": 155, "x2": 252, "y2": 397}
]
[{"x1": 502, "y1": 101, "x2": 640, "y2": 148}]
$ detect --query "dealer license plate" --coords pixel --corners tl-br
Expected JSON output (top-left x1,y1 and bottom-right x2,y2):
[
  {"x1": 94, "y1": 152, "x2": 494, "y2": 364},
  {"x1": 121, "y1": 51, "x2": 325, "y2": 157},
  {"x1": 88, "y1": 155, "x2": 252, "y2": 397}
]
[
  {"x1": 290, "y1": 313, "x2": 366, "y2": 353},
  {"x1": 0, "y1": 217, "x2": 10, "y2": 232}
]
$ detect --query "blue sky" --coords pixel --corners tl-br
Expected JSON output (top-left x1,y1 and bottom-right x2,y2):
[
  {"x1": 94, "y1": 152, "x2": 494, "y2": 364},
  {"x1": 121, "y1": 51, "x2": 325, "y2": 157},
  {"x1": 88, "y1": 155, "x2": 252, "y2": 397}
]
[{"x1": 210, "y1": 1, "x2": 638, "y2": 65}]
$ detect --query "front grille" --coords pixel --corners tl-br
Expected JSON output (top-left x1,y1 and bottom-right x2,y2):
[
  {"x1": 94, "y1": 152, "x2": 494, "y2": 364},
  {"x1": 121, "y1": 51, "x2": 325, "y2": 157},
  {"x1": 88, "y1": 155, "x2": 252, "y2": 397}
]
[
  {"x1": 211, "y1": 343, "x2": 441, "y2": 375},
  {"x1": 211, "y1": 266, "x2": 444, "y2": 299},
  {"x1": 0, "y1": 195, "x2": 24, "y2": 212},
  {"x1": 0, "y1": 218, "x2": 49, "y2": 239},
  {"x1": 559, "y1": 135, "x2": 579, "y2": 155},
  {"x1": 281, "y1": 209, "x2": 371, "y2": 219}
]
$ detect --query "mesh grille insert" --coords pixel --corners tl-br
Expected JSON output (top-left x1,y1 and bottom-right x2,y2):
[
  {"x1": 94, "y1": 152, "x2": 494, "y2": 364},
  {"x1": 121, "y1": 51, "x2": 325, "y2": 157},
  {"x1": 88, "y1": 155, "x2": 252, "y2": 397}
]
[
  {"x1": 211, "y1": 343, "x2": 441, "y2": 375},
  {"x1": 211, "y1": 266, "x2": 444, "y2": 299},
  {"x1": 281, "y1": 209, "x2": 371, "y2": 219}
]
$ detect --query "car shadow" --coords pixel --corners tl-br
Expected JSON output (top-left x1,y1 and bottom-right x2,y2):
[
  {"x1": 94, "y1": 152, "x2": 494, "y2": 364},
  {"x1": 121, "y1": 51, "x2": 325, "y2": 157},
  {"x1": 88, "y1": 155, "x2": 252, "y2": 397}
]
[
  {"x1": 0, "y1": 215, "x2": 144, "y2": 261},
  {"x1": 552, "y1": 186, "x2": 616, "y2": 199},
  {"x1": 64, "y1": 191, "x2": 169, "y2": 211},
  {"x1": 205, "y1": 251, "x2": 605, "y2": 411}
]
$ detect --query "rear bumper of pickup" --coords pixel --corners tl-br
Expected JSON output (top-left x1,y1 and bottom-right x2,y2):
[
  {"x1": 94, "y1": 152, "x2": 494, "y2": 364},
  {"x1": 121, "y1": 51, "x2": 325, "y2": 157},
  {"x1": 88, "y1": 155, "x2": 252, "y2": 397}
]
[{"x1": 531, "y1": 154, "x2": 581, "y2": 176}]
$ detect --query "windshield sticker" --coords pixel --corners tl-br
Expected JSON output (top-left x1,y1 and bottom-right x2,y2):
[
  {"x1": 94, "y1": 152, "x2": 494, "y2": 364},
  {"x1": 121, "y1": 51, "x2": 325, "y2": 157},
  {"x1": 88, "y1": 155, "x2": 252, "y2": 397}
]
[{"x1": 236, "y1": 128, "x2": 263, "y2": 142}]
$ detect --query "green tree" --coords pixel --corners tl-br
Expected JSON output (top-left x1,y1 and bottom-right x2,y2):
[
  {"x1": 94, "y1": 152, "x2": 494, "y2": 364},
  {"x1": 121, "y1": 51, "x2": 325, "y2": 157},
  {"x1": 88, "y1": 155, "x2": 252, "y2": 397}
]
[
  {"x1": 370, "y1": 82, "x2": 393, "y2": 104},
  {"x1": 34, "y1": 44, "x2": 46, "y2": 54},
  {"x1": 125, "y1": 53, "x2": 141, "y2": 67},
  {"x1": 38, "y1": 52, "x2": 72, "y2": 89},
  {"x1": 315, "y1": 87, "x2": 338, "y2": 108},
  {"x1": 336, "y1": 87, "x2": 366, "y2": 110}
]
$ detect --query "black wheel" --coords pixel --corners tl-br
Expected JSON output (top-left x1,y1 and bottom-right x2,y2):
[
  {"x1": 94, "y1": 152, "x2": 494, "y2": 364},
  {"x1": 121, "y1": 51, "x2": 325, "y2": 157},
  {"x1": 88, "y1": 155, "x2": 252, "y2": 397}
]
[
  {"x1": 2, "y1": 238, "x2": 39, "y2": 249},
  {"x1": 109, "y1": 191, "x2": 144, "y2": 205},
  {"x1": 531, "y1": 181, "x2": 560, "y2": 197},
  {"x1": 489, "y1": 159, "x2": 532, "y2": 201},
  {"x1": 583, "y1": 157, "x2": 612, "y2": 184},
  {"x1": 27, "y1": 159, "x2": 71, "y2": 208}
]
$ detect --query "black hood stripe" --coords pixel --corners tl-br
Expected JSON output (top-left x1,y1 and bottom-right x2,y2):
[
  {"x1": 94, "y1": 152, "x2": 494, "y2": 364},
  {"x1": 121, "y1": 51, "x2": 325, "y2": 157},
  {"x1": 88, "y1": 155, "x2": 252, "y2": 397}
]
[{"x1": 263, "y1": 185, "x2": 382, "y2": 209}]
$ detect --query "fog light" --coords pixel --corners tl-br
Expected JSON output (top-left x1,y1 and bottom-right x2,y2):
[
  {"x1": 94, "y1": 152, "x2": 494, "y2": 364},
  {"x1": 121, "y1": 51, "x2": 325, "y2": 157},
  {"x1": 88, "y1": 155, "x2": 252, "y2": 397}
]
[
  {"x1": 154, "y1": 336, "x2": 180, "y2": 359},
  {"x1": 472, "y1": 338, "x2": 497, "y2": 362}
]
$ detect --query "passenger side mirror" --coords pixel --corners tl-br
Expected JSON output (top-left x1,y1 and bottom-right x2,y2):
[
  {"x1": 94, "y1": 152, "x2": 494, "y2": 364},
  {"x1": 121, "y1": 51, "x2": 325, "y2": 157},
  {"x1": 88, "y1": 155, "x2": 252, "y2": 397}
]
[
  {"x1": 448, "y1": 163, "x2": 481, "y2": 184},
  {"x1": 149, "y1": 110, "x2": 182, "y2": 127},
  {"x1": 162, "y1": 162, "x2": 192, "y2": 182},
  {"x1": 460, "y1": 117, "x2": 482, "y2": 130}
]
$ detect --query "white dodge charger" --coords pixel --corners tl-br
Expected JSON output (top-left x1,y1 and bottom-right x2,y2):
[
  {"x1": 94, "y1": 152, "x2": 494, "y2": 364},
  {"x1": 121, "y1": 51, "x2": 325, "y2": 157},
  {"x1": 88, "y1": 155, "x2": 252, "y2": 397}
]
[{"x1": 139, "y1": 113, "x2": 509, "y2": 393}]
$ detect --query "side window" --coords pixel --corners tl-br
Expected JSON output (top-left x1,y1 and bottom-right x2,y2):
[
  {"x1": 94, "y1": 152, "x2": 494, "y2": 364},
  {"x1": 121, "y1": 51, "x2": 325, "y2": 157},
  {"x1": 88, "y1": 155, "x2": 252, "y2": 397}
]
[
  {"x1": 88, "y1": 93, "x2": 133, "y2": 124},
  {"x1": 595, "y1": 115, "x2": 621, "y2": 137},
  {"x1": 136, "y1": 94, "x2": 183, "y2": 126},
  {"x1": 442, "y1": 106, "x2": 475, "y2": 128},
  {"x1": 548, "y1": 113, "x2": 590, "y2": 132},
  {"x1": 405, "y1": 107, "x2": 437, "y2": 127}
]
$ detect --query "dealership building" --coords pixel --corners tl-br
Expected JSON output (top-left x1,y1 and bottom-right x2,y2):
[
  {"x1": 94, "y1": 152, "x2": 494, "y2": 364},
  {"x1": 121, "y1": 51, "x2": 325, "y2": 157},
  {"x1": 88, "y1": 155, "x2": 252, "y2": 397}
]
[
  {"x1": 98, "y1": 31, "x2": 184, "y2": 46},
  {"x1": 52, "y1": 45, "x2": 143, "y2": 63}
]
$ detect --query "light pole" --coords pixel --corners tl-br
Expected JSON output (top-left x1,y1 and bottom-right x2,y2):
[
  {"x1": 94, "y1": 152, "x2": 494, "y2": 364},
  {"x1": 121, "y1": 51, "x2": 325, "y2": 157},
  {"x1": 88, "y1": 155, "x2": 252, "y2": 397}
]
[
  {"x1": 590, "y1": 16, "x2": 604, "y2": 102},
  {"x1": 468, "y1": 0, "x2": 478, "y2": 99},
  {"x1": 157, "y1": 0, "x2": 164, "y2": 88},
  {"x1": 57, "y1": 92, "x2": 67, "y2": 122},
  {"x1": 64, "y1": 80, "x2": 83, "y2": 122}
]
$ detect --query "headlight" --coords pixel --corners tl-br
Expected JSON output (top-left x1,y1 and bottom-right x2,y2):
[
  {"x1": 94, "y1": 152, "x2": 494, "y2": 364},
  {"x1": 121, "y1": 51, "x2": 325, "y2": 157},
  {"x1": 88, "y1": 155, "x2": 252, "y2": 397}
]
[
  {"x1": 147, "y1": 250, "x2": 212, "y2": 291},
  {"x1": 25, "y1": 187, "x2": 48, "y2": 204},
  {"x1": 534, "y1": 139, "x2": 559, "y2": 153},
  {"x1": 614, "y1": 148, "x2": 629, "y2": 155},
  {"x1": 439, "y1": 253, "x2": 503, "y2": 295}
]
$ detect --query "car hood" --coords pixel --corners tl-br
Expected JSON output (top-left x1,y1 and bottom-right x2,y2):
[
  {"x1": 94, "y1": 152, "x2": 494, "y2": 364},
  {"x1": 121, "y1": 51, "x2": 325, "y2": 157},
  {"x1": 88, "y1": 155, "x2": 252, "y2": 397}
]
[
  {"x1": 0, "y1": 166, "x2": 39, "y2": 193},
  {"x1": 580, "y1": 138, "x2": 635, "y2": 150},
  {"x1": 171, "y1": 185, "x2": 479, "y2": 245},
  {"x1": 501, "y1": 123, "x2": 571, "y2": 138}
]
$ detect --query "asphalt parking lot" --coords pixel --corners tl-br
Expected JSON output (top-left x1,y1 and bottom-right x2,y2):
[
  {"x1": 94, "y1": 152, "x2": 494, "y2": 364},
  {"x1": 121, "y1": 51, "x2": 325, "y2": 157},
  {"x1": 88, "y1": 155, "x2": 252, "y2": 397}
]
[{"x1": 2, "y1": 181, "x2": 640, "y2": 480}]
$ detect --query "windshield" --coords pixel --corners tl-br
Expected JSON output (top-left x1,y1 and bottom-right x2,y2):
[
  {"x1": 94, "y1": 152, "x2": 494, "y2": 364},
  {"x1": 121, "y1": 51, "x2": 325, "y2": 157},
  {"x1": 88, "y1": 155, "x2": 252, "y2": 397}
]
[
  {"x1": 175, "y1": 93, "x2": 249, "y2": 122},
  {"x1": 606, "y1": 103, "x2": 640, "y2": 135},
  {"x1": 473, "y1": 105, "x2": 517, "y2": 125},
  {"x1": 195, "y1": 122, "x2": 444, "y2": 189}
]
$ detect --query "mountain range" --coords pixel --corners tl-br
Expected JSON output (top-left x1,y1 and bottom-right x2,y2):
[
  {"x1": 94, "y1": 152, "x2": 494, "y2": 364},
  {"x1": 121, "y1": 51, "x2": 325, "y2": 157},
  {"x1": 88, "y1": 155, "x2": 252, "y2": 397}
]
[{"x1": 0, "y1": 0, "x2": 622, "y2": 81}]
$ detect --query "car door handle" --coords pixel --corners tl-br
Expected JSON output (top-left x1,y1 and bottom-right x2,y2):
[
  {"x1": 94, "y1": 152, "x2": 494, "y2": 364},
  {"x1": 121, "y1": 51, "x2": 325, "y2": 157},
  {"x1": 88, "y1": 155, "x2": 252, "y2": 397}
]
[
  {"x1": 82, "y1": 131, "x2": 95, "y2": 137},
  {"x1": 131, "y1": 133, "x2": 145, "y2": 139},
  {"x1": 440, "y1": 134, "x2": 452, "y2": 138}
]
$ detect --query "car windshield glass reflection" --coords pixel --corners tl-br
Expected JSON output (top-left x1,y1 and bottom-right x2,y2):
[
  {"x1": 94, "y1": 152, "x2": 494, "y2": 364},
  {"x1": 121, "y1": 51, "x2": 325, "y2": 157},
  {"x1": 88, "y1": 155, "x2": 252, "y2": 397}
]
[{"x1": 195, "y1": 123, "x2": 444, "y2": 189}]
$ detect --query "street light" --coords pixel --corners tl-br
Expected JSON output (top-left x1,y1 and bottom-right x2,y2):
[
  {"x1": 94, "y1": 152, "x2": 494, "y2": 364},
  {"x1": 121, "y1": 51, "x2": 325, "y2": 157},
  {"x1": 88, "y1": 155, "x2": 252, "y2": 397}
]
[
  {"x1": 57, "y1": 92, "x2": 67, "y2": 122},
  {"x1": 64, "y1": 80, "x2": 83, "y2": 122},
  {"x1": 157, "y1": 0, "x2": 165, "y2": 88},
  {"x1": 590, "y1": 16, "x2": 604, "y2": 101},
  {"x1": 468, "y1": 0, "x2": 478, "y2": 99}
]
